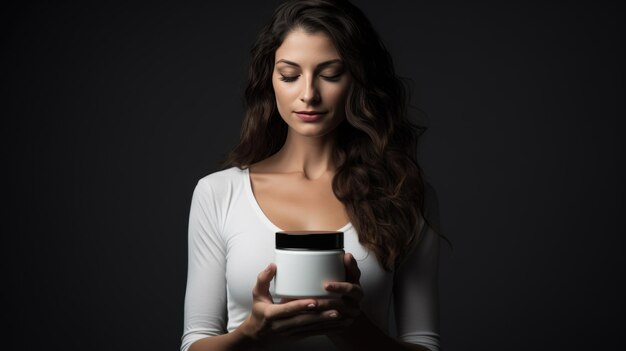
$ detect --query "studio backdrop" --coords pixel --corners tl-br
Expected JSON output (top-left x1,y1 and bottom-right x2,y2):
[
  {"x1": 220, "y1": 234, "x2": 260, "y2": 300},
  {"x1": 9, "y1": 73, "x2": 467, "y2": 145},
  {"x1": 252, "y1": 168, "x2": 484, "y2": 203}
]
[{"x1": 6, "y1": 1, "x2": 624, "y2": 350}]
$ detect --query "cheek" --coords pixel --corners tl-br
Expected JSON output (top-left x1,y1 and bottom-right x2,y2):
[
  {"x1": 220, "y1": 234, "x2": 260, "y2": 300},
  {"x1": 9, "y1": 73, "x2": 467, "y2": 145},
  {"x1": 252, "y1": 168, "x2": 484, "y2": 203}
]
[
  {"x1": 323, "y1": 83, "x2": 351, "y2": 107},
  {"x1": 273, "y1": 80, "x2": 298, "y2": 109}
]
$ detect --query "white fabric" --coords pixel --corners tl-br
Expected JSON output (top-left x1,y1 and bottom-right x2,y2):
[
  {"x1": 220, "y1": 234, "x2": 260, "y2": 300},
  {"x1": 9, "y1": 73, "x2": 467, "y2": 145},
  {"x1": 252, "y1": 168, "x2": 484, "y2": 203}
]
[{"x1": 181, "y1": 166, "x2": 440, "y2": 351}]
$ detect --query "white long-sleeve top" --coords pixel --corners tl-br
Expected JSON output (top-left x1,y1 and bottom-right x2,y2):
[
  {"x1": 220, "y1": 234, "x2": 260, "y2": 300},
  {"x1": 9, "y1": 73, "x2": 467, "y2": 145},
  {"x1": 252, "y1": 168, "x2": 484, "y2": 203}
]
[{"x1": 181, "y1": 166, "x2": 440, "y2": 351}]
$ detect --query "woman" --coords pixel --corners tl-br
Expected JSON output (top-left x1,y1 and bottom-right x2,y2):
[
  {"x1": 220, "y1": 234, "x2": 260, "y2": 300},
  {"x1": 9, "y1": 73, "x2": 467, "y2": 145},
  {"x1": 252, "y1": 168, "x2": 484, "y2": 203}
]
[{"x1": 181, "y1": 1, "x2": 441, "y2": 350}]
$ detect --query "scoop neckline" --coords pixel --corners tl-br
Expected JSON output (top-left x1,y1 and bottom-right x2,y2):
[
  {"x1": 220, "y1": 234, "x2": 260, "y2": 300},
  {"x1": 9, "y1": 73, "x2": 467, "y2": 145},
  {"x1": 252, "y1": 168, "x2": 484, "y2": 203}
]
[{"x1": 242, "y1": 167, "x2": 353, "y2": 233}]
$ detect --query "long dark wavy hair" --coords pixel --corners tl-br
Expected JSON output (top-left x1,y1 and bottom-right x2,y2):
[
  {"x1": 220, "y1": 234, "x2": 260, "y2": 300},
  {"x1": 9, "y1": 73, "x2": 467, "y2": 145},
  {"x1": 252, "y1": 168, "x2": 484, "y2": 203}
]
[{"x1": 221, "y1": 0, "x2": 436, "y2": 271}]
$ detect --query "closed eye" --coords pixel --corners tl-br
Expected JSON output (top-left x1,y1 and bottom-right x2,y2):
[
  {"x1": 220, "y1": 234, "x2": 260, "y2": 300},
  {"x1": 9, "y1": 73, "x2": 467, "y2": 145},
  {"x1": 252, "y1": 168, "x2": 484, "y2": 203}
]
[
  {"x1": 278, "y1": 73, "x2": 343, "y2": 82},
  {"x1": 321, "y1": 73, "x2": 342, "y2": 81},
  {"x1": 279, "y1": 74, "x2": 299, "y2": 82}
]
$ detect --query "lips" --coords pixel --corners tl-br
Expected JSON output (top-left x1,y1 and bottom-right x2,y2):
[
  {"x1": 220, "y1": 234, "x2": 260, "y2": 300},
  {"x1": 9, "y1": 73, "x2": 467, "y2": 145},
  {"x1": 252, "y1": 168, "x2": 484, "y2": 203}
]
[
  {"x1": 295, "y1": 111, "x2": 326, "y2": 122},
  {"x1": 295, "y1": 111, "x2": 325, "y2": 115}
]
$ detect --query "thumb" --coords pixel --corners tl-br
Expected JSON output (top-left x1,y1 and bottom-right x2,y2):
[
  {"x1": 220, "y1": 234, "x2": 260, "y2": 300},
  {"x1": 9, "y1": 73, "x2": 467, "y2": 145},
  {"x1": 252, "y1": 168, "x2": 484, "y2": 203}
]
[{"x1": 252, "y1": 263, "x2": 276, "y2": 303}]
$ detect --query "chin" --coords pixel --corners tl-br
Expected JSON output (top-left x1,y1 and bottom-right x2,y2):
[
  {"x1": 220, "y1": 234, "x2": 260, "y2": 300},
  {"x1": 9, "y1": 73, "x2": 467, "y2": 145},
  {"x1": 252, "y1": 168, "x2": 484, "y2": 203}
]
[{"x1": 289, "y1": 125, "x2": 336, "y2": 138}]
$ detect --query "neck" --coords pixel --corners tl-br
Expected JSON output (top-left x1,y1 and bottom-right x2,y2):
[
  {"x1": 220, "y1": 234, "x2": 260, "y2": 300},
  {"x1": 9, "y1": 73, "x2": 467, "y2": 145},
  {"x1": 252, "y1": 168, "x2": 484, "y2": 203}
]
[{"x1": 271, "y1": 128, "x2": 337, "y2": 180}]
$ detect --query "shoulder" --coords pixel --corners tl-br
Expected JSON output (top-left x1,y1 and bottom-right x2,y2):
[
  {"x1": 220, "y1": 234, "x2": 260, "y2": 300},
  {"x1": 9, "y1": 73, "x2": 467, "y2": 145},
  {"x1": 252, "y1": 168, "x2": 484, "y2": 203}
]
[
  {"x1": 194, "y1": 166, "x2": 246, "y2": 198},
  {"x1": 197, "y1": 166, "x2": 245, "y2": 187}
]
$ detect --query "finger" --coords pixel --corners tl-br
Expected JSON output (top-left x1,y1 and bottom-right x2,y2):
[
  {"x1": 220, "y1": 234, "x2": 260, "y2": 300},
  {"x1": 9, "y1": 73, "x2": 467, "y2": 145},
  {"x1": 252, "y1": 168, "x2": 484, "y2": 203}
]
[
  {"x1": 344, "y1": 252, "x2": 361, "y2": 284},
  {"x1": 264, "y1": 299, "x2": 319, "y2": 321},
  {"x1": 314, "y1": 298, "x2": 361, "y2": 318},
  {"x1": 324, "y1": 282, "x2": 364, "y2": 302},
  {"x1": 252, "y1": 263, "x2": 277, "y2": 303}
]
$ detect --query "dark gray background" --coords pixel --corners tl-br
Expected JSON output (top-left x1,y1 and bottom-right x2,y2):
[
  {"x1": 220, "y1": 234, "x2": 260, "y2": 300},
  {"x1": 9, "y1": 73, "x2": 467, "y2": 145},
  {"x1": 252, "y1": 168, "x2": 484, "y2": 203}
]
[{"x1": 6, "y1": 1, "x2": 624, "y2": 350}]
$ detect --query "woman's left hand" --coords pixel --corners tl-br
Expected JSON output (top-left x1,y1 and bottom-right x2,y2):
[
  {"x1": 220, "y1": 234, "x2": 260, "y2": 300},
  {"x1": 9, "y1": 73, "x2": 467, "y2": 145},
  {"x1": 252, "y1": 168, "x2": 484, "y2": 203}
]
[{"x1": 316, "y1": 252, "x2": 364, "y2": 328}]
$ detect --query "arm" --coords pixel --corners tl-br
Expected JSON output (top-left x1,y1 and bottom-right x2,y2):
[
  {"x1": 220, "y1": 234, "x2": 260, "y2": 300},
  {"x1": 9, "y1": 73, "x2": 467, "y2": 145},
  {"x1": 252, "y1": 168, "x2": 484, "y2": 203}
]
[
  {"x1": 324, "y1": 255, "x2": 436, "y2": 351},
  {"x1": 189, "y1": 262, "x2": 346, "y2": 351},
  {"x1": 188, "y1": 329, "x2": 256, "y2": 351},
  {"x1": 182, "y1": 179, "x2": 348, "y2": 351},
  {"x1": 327, "y1": 183, "x2": 441, "y2": 351},
  {"x1": 181, "y1": 179, "x2": 234, "y2": 351},
  {"x1": 393, "y1": 182, "x2": 441, "y2": 351}
]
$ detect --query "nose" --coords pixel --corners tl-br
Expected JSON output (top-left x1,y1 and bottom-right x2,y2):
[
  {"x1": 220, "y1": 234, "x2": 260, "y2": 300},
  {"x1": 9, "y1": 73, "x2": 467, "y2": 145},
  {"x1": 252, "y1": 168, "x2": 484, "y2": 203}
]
[{"x1": 300, "y1": 76, "x2": 320, "y2": 104}]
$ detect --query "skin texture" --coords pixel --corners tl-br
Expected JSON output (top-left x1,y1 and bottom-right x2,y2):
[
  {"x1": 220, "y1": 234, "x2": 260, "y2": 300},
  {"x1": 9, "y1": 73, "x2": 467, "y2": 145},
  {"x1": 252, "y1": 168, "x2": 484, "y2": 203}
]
[
  {"x1": 249, "y1": 27, "x2": 352, "y2": 231},
  {"x1": 272, "y1": 28, "x2": 351, "y2": 144}
]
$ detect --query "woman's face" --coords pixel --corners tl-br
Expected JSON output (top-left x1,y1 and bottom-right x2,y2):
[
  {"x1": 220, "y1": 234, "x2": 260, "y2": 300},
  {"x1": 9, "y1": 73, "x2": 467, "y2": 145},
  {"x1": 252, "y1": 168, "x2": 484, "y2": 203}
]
[{"x1": 272, "y1": 28, "x2": 352, "y2": 138}]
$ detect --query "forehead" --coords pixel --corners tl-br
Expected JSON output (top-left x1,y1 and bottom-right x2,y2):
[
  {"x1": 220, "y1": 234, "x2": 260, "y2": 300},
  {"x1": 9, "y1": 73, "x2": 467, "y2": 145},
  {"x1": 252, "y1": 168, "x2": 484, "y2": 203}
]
[{"x1": 275, "y1": 28, "x2": 340, "y2": 64}]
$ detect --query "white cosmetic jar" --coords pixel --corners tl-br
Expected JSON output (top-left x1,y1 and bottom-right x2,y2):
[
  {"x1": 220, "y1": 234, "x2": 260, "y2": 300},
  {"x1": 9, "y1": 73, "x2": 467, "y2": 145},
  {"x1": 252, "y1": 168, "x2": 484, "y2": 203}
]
[{"x1": 274, "y1": 230, "x2": 345, "y2": 299}]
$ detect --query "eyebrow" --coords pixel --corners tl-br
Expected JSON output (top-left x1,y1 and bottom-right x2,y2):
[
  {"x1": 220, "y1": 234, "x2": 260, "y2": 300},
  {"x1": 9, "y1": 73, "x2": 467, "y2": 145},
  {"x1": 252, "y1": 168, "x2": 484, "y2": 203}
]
[{"x1": 275, "y1": 59, "x2": 343, "y2": 68}]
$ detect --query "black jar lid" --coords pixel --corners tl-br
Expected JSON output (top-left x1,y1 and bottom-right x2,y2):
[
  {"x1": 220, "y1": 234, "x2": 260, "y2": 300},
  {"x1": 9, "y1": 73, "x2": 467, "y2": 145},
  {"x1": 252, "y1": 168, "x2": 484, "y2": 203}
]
[{"x1": 276, "y1": 231, "x2": 344, "y2": 250}]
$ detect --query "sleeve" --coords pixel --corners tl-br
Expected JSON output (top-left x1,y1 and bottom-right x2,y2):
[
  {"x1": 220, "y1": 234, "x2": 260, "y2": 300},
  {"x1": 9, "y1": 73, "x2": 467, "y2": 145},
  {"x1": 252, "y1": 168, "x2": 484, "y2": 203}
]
[
  {"x1": 393, "y1": 182, "x2": 441, "y2": 351},
  {"x1": 180, "y1": 179, "x2": 228, "y2": 351}
]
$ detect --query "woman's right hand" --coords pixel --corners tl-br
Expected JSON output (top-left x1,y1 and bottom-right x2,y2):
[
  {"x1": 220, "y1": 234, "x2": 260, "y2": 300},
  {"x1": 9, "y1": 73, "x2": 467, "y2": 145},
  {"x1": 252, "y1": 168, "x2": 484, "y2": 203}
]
[{"x1": 238, "y1": 263, "x2": 350, "y2": 348}]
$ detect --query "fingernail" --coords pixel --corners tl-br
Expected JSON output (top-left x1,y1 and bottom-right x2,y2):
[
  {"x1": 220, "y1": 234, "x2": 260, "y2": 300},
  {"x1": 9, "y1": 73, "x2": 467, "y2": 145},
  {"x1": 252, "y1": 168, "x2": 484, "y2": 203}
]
[
  {"x1": 329, "y1": 312, "x2": 339, "y2": 318},
  {"x1": 265, "y1": 264, "x2": 272, "y2": 272},
  {"x1": 325, "y1": 283, "x2": 333, "y2": 289},
  {"x1": 307, "y1": 303, "x2": 316, "y2": 309}
]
